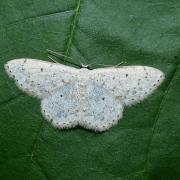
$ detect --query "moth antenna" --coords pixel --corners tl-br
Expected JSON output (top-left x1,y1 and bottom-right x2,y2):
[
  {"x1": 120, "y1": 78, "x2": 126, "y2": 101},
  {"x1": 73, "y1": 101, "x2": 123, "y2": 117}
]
[
  {"x1": 47, "y1": 49, "x2": 73, "y2": 60},
  {"x1": 114, "y1": 61, "x2": 127, "y2": 67},
  {"x1": 90, "y1": 61, "x2": 126, "y2": 68},
  {"x1": 48, "y1": 55, "x2": 59, "y2": 63},
  {"x1": 47, "y1": 50, "x2": 82, "y2": 68}
]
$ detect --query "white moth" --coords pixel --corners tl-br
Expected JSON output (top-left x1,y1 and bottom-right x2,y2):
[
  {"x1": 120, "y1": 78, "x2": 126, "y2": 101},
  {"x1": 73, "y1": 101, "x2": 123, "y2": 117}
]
[{"x1": 4, "y1": 59, "x2": 165, "y2": 132}]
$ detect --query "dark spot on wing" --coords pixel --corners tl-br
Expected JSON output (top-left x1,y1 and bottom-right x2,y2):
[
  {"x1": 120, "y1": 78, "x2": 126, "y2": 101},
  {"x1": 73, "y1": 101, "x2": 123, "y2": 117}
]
[{"x1": 132, "y1": 90, "x2": 136, "y2": 94}]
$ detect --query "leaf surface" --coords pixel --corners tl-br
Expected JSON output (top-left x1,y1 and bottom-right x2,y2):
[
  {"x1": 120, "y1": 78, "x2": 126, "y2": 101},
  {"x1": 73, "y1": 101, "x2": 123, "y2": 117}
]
[{"x1": 0, "y1": 0, "x2": 180, "y2": 179}]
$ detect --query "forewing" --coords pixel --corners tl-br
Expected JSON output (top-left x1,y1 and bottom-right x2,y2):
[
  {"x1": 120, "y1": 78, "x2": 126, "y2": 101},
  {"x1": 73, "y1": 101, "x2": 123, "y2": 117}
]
[
  {"x1": 4, "y1": 58, "x2": 79, "y2": 99},
  {"x1": 90, "y1": 66, "x2": 165, "y2": 106}
]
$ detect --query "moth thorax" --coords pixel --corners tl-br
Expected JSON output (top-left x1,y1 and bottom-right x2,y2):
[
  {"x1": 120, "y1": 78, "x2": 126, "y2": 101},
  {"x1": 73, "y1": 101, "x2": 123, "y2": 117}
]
[
  {"x1": 78, "y1": 78, "x2": 87, "y2": 88},
  {"x1": 80, "y1": 67, "x2": 89, "y2": 71}
]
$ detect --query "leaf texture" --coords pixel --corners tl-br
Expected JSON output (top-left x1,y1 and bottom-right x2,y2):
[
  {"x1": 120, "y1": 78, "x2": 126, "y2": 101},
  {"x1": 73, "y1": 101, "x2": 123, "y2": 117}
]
[{"x1": 0, "y1": 0, "x2": 180, "y2": 179}]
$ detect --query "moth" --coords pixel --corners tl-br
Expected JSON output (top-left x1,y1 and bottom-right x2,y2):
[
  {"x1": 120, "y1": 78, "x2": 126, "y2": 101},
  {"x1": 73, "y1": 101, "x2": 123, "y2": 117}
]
[{"x1": 4, "y1": 59, "x2": 165, "y2": 132}]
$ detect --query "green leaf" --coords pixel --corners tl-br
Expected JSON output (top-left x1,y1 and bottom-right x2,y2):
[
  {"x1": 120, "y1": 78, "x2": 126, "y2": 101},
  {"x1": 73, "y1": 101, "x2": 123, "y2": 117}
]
[{"x1": 0, "y1": 0, "x2": 180, "y2": 179}]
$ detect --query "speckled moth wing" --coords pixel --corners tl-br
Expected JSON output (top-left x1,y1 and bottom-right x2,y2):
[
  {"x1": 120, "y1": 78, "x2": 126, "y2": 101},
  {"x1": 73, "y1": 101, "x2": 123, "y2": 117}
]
[
  {"x1": 90, "y1": 66, "x2": 165, "y2": 106},
  {"x1": 4, "y1": 60, "x2": 165, "y2": 132},
  {"x1": 4, "y1": 59, "x2": 79, "y2": 99}
]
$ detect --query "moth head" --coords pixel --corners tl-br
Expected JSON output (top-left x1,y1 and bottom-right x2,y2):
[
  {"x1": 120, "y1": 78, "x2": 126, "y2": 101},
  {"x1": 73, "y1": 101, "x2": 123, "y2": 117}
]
[{"x1": 80, "y1": 64, "x2": 92, "y2": 70}]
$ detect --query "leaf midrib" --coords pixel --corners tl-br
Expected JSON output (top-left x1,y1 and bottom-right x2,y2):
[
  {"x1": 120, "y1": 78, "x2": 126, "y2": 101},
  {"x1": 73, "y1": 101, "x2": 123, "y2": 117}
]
[
  {"x1": 63, "y1": 0, "x2": 82, "y2": 59},
  {"x1": 27, "y1": 0, "x2": 83, "y2": 172}
]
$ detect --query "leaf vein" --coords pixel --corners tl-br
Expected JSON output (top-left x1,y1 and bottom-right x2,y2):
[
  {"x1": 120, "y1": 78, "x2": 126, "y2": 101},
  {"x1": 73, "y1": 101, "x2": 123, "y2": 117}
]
[
  {"x1": 30, "y1": 120, "x2": 44, "y2": 162},
  {"x1": 63, "y1": 0, "x2": 82, "y2": 59},
  {"x1": 0, "y1": 93, "x2": 23, "y2": 108},
  {"x1": 144, "y1": 61, "x2": 180, "y2": 172},
  {"x1": 5, "y1": 9, "x2": 74, "y2": 28},
  {"x1": 32, "y1": 160, "x2": 50, "y2": 180}
]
